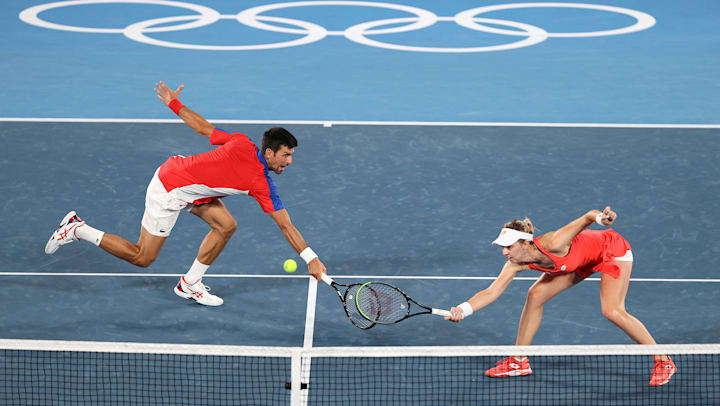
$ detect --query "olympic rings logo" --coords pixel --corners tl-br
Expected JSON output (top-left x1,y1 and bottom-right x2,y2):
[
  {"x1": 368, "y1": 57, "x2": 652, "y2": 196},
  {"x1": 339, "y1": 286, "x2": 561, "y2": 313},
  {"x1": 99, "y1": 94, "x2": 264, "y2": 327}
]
[{"x1": 19, "y1": 0, "x2": 656, "y2": 53}]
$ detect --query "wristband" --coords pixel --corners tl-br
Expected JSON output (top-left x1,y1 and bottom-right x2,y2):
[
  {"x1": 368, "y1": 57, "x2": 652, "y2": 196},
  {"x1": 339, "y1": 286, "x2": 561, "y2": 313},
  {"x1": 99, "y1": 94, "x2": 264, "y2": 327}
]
[
  {"x1": 168, "y1": 99, "x2": 185, "y2": 115},
  {"x1": 595, "y1": 213, "x2": 606, "y2": 225},
  {"x1": 458, "y1": 302, "x2": 473, "y2": 318},
  {"x1": 300, "y1": 247, "x2": 318, "y2": 264}
]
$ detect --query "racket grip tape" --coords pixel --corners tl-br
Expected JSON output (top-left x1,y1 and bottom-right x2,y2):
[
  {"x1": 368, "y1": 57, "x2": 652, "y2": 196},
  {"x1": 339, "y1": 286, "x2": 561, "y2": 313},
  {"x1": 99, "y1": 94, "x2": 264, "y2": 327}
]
[
  {"x1": 432, "y1": 309, "x2": 452, "y2": 317},
  {"x1": 320, "y1": 273, "x2": 334, "y2": 286}
]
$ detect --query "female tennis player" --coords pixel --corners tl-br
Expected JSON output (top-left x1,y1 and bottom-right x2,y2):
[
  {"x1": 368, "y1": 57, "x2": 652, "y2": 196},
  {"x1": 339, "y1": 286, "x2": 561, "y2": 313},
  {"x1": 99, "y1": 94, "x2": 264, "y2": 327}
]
[{"x1": 446, "y1": 206, "x2": 676, "y2": 387}]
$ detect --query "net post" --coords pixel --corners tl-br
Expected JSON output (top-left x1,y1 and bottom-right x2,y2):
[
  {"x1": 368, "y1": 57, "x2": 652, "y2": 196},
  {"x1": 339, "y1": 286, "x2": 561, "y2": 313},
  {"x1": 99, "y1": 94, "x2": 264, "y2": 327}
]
[
  {"x1": 290, "y1": 348, "x2": 302, "y2": 406},
  {"x1": 303, "y1": 277, "x2": 318, "y2": 349},
  {"x1": 297, "y1": 276, "x2": 317, "y2": 405}
]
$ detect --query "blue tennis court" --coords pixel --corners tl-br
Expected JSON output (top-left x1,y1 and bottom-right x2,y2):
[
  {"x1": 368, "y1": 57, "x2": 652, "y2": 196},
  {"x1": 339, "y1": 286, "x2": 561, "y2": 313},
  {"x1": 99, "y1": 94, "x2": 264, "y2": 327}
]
[
  {"x1": 2, "y1": 121, "x2": 719, "y2": 346},
  {"x1": 1, "y1": 0, "x2": 719, "y2": 404}
]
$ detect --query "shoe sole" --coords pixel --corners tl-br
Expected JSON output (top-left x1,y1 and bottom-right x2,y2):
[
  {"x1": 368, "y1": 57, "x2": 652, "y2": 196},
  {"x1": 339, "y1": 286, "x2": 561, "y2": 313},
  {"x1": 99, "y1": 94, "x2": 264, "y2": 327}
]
[
  {"x1": 174, "y1": 285, "x2": 193, "y2": 300},
  {"x1": 486, "y1": 369, "x2": 533, "y2": 377},
  {"x1": 44, "y1": 211, "x2": 77, "y2": 254}
]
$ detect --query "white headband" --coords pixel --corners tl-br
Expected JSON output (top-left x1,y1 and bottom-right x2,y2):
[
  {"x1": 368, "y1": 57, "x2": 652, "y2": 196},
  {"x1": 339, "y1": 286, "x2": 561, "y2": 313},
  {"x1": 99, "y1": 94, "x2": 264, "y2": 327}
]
[{"x1": 492, "y1": 228, "x2": 534, "y2": 247}]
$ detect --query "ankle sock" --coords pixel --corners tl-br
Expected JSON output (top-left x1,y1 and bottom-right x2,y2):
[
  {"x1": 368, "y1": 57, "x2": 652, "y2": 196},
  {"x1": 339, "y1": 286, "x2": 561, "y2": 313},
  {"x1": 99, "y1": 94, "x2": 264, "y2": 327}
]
[
  {"x1": 184, "y1": 258, "x2": 210, "y2": 285},
  {"x1": 74, "y1": 224, "x2": 104, "y2": 246}
]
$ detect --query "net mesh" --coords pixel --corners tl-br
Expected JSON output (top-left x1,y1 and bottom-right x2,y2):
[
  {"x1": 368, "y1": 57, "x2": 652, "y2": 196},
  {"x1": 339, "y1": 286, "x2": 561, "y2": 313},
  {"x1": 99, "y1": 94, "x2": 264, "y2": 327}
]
[
  {"x1": 307, "y1": 353, "x2": 716, "y2": 405},
  {"x1": 1, "y1": 340, "x2": 718, "y2": 406},
  {"x1": 1, "y1": 347, "x2": 290, "y2": 406}
]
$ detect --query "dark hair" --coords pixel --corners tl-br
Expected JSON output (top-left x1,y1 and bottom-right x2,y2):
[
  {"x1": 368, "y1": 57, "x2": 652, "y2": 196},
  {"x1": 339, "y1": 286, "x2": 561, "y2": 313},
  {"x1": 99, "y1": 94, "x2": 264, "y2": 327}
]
[{"x1": 262, "y1": 127, "x2": 297, "y2": 154}]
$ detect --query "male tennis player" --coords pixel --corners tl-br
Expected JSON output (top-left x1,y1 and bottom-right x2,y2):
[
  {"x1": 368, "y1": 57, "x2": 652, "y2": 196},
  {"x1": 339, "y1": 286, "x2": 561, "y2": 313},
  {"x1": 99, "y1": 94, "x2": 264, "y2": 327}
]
[
  {"x1": 45, "y1": 81, "x2": 326, "y2": 306},
  {"x1": 446, "y1": 206, "x2": 676, "y2": 386}
]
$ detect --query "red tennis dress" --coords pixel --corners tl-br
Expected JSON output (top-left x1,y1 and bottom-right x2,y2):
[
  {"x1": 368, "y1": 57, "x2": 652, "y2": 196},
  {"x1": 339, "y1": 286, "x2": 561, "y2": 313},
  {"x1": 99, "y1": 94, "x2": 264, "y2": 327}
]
[{"x1": 527, "y1": 229, "x2": 631, "y2": 279}]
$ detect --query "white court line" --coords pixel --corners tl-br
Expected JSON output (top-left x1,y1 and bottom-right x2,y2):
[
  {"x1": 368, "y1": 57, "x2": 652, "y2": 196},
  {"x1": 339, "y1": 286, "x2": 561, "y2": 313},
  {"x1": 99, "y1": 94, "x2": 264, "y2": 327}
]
[
  {"x1": 1, "y1": 272, "x2": 719, "y2": 283},
  {"x1": 1, "y1": 117, "x2": 719, "y2": 128}
]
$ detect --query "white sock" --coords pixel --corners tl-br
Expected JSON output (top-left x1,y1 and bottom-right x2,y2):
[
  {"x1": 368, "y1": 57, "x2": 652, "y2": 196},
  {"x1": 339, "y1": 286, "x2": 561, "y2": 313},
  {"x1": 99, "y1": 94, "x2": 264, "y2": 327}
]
[
  {"x1": 75, "y1": 224, "x2": 105, "y2": 246},
  {"x1": 185, "y1": 258, "x2": 210, "y2": 285},
  {"x1": 513, "y1": 356, "x2": 528, "y2": 362}
]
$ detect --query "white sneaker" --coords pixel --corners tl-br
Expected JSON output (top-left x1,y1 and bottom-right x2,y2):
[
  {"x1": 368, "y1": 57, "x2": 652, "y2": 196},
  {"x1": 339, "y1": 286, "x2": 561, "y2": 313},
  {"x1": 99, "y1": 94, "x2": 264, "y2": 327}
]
[
  {"x1": 45, "y1": 211, "x2": 85, "y2": 254},
  {"x1": 174, "y1": 276, "x2": 224, "y2": 306}
]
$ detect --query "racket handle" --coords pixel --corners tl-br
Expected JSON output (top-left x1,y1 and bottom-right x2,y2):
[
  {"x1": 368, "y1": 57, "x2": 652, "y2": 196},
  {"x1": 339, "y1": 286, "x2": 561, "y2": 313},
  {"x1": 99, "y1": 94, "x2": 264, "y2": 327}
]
[
  {"x1": 320, "y1": 273, "x2": 334, "y2": 286},
  {"x1": 432, "y1": 309, "x2": 452, "y2": 317}
]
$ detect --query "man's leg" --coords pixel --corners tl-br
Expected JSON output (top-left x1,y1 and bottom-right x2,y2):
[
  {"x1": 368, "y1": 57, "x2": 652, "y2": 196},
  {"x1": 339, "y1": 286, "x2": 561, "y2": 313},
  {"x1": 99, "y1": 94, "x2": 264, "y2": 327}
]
[
  {"x1": 174, "y1": 199, "x2": 236, "y2": 306},
  {"x1": 191, "y1": 199, "x2": 238, "y2": 267},
  {"x1": 96, "y1": 226, "x2": 167, "y2": 267},
  {"x1": 46, "y1": 168, "x2": 178, "y2": 266},
  {"x1": 46, "y1": 211, "x2": 166, "y2": 267}
]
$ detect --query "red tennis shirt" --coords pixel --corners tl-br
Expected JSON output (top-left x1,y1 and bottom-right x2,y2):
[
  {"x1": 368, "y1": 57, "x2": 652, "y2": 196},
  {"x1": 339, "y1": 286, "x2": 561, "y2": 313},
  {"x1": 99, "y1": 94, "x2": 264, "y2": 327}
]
[{"x1": 157, "y1": 128, "x2": 283, "y2": 213}]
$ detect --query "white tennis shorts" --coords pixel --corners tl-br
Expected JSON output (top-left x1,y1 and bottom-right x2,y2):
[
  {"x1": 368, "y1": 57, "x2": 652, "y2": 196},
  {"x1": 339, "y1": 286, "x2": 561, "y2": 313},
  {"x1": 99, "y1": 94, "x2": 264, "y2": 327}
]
[
  {"x1": 141, "y1": 168, "x2": 191, "y2": 237},
  {"x1": 615, "y1": 250, "x2": 634, "y2": 262}
]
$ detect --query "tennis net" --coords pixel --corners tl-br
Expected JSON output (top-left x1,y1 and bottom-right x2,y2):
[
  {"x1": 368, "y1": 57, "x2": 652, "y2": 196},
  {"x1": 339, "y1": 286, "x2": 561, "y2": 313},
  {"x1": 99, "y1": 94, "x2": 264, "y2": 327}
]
[{"x1": 1, "y1": 339, "x2": 718, "y2": 405}]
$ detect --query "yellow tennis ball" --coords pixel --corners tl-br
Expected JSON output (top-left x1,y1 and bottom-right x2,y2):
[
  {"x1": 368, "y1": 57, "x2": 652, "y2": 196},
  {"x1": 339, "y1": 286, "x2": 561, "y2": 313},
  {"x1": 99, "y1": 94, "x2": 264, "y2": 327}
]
[{"x1": 283, "y1": 259, "x2": 297, "y2": 273}]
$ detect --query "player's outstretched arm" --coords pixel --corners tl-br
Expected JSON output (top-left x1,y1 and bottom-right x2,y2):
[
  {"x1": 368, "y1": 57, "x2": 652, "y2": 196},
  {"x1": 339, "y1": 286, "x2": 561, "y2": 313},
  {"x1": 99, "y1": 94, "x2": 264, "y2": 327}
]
[
  {"x1": 543, "y1": 206, "x2": 617, "y2": 253},
  {"x1": 268, "y1": 209, "x2": 326, "y2": 281},
  {"x1": 446, "y1": 261, "x2": 525, "y2": 323},
  {"x1": 154, "y1": 81, "x2": 214, "y2": 138}
]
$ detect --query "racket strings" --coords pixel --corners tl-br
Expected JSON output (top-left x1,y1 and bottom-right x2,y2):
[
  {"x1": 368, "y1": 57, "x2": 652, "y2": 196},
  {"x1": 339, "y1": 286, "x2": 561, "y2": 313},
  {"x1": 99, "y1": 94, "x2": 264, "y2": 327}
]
[
  {"x1": 344, "y1": 285, "x2": 375, "y2": 329},
  {"x1": 356, "y1": 283, "x2": 408, "y2": 323}
]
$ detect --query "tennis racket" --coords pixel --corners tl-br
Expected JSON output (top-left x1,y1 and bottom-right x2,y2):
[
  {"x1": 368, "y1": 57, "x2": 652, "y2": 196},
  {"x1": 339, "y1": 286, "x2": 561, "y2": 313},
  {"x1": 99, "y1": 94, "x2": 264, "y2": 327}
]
[
  {"x1": 354, "y1": 281, "x2": 451, "y2": 324},
  {"x1": 320, "y1": 273, "x2": 377, "y2": 330}
]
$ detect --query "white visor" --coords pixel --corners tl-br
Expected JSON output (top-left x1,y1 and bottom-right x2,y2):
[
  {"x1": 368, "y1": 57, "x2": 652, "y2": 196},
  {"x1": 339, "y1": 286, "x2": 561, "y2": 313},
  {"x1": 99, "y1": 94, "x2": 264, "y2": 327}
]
[{"x1": 492, "y1": 228, "x2": 534, "y2": 247}]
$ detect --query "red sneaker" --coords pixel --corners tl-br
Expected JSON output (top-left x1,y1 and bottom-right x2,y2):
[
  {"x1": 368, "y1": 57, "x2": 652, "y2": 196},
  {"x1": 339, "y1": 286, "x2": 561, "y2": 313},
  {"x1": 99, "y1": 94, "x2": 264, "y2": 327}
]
[
  {"x1": 485, "y1": 356, "x2": 533, "y2": 377},
  {"x1": 649, "y1": 357, "x2": 676, "y2": 386}
]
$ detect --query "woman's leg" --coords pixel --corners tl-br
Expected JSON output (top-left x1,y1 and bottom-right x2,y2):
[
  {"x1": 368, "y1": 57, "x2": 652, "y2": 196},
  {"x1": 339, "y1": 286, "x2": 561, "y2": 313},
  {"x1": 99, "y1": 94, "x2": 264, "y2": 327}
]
[
  {"x1": 516, "y1": 271, "x2": 585, "y2": 345},
  {"x1": 600, "y1": 261, "x2": 676, "y2": 385},
  {"x1": 486, "y1": 271, "x2": 584, "y2": 377},
  {"x1": 599, "y1": 261, "x2": 667, "y2": 361}
]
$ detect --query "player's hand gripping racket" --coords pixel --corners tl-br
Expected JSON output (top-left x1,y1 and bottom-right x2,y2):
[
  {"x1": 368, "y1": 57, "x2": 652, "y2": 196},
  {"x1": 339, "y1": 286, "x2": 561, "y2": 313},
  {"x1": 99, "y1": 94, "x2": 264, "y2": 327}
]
[
  {"x1": 320, "y1": 273, "x2": 377, "y2": 330},
  {"x1": 353, "y1": 281, "x2": 451, "y2": 324}
]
